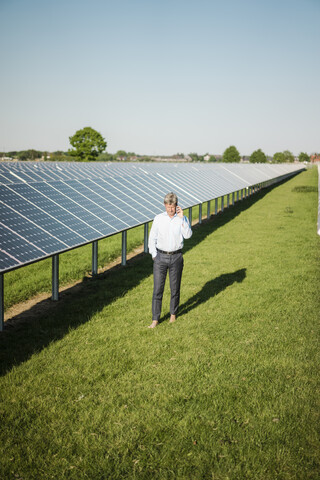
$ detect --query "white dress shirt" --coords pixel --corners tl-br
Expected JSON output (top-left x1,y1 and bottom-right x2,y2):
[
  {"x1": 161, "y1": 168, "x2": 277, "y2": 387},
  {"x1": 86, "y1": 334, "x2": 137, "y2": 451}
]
[{"x1": 148, "y1": 212, "x2": 192, "y2": 258}]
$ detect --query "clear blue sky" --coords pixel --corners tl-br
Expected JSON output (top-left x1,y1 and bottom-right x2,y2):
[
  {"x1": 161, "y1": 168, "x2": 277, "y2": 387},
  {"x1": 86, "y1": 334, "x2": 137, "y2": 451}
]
[{"x1": 1, "y1": 0, "x2": 319, "y2": 156}]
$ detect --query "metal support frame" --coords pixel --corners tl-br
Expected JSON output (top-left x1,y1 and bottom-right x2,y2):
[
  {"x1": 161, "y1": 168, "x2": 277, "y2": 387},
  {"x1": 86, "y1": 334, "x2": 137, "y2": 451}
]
[
  {"x1": 241, "y1": 189, "x2": 244, "y2": 200},
  {"x1": 52, "y1": 254, "x2": 59, "y2": 301},
  {"x1": 0, "y1": 273, "x2": 4, "y2": 332},
  {"x1": 189, "y1": 207, "x2": 192, "y2": 225},
  {"x1": 207, "y1": 200, "x2": 211, "y2": 219},
  {"x1": 232, "y1": 192, "x2": 235, "y2": 205},
  {"x1": 215, "y1": 198, "x2": 218, "y2": 215},
  {"x1": 144, "y1": 223, "x2": 149, "y2": 253},
  {"x1": 221, "y1": 196, "x2": 224, "y2": 212},
  {"x1": 121, "y1": 230, "x2": 127, "y2": 266},
  {"x1": 227, "y1": 194, "x2": 230, "y2": 208},
  {"x1": 237, "y1": 190, "x2": 239, "y2": 201},
  {"x1": 92, "y1": 240, "x2": 98, "y2": 276},
  {"x1": 199, "y1": 204, "x2": 202, "y2": 224}
]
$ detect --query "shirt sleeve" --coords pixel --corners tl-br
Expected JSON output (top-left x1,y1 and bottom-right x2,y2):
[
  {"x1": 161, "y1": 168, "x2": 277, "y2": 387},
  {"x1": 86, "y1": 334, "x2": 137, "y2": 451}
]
[
  {"x1": 181, "y1": 215, "x2": 192, "y2": 239},
  {"x1": 148, "y1": 216, "x2": 159, "y2": 258}
]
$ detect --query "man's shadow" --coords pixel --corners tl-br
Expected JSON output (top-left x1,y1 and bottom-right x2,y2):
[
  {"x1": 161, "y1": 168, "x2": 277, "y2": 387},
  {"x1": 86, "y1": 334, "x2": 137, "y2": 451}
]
[{"x1": 161, "y1": 268, "x2": 246, "y2": 322}]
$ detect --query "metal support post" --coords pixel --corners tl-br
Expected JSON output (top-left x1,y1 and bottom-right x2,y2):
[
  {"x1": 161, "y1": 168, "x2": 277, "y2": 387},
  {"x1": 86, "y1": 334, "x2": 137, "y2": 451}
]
[
  {"x1": 121, "y1": 230, "x2": 127, "y2": 266},
  {"x1": 52, "y1": 254, "x2": 59, "y2": 301},
  {"x1": 189, "y1": 207, "x2": 192, "y2": 225},
  {"x1": 0, "y1": 273, "x2": 4, "y2": 332},
  {"x1": 207, "y1": 200, "x2": 211, "y2": 219},
  {"x1": 92, "y1": 240, "x2": 98, "y2": 276},
  {"x1": 241, "y1": 189, "x2": 243, "y2": 200},
  {"x1": 215, "y1": 198, "x2": 218, "y2": 215},
  {"x1": 199, "y1": 204, "x2": 202, "y2": 224},
  {"x1": 227, "y1": 194, "x2": 230, "y2": 208},
  {"x1": 237, "y1": 190, "x2": 239, "y2": 202},
  {"x1": 232, "y1": 192, "x2": 235, "y2": 205},
  {"x1": 221, "y1": 196, "x2": 224, "y2": 212},
  {"x1": 144, "y1": 223, "x2": 149, "y2": 253}
]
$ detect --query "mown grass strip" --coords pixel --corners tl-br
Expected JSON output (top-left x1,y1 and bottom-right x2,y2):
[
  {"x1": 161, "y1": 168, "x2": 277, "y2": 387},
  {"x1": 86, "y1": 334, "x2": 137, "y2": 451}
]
[{"x1": 0, "y1": 168, "x2": 319, "y2": 480}]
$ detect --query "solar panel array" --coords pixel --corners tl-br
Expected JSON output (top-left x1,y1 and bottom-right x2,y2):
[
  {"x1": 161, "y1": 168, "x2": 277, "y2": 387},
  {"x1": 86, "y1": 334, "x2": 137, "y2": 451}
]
[{"x1": 0, "y1": 161, "x2": 304, "y2": 274}]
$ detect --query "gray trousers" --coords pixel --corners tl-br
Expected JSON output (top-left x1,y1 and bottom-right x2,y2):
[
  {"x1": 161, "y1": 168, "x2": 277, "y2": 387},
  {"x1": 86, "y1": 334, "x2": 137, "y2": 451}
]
[{"x1": 152, "y1": 252, "x2": 184, "y2": 321}]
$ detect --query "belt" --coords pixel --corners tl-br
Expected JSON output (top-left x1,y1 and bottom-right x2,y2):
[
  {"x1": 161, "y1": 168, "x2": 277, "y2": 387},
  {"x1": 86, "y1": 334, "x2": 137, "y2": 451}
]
[{"x1": 157, "y1": 248, "x2": 182, "y2": 255}]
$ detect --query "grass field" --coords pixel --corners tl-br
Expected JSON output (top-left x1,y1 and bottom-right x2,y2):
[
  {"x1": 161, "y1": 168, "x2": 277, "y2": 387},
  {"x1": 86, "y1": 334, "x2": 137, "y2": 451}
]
[{"x1": 0, "y1": 168, "x2": 319, "y2": 479}]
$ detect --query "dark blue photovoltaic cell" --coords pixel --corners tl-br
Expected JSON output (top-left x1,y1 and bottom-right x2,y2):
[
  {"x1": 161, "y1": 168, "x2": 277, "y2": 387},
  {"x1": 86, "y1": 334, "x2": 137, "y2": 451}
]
[
  {"x1": 70, "y1": 179, "x2": 141, "y2": 226},
  {"x1": 0, "y1": 203, "x2": 66, "y2": 254},
  {"x1": 89, "y1": 178, "x2": 151, "y2": 223},
  {"x1": 110, "y1": 175, "x2": 161, "y2": 212},
  {"x1": 34, "y1": 182, "x2": 116, "y2": 237},
  {"x1": 1, "y1": 186, "x2": 87, "y2": 246},
  {"x1": 136, "y1": 172, "x2": 201, "y2": 207},
  {"x1": 51, "y1": 181, "x2": 130, "y2": 231},
  {"x1": 0, "y1": 250, "x2": 18, "y2": 271},
  {"x1": 119, "y1": 175, "x2": 169, "y2": 208},
  {"x1": 0, "y1": 224, "x2": 43, "y2": 263}
]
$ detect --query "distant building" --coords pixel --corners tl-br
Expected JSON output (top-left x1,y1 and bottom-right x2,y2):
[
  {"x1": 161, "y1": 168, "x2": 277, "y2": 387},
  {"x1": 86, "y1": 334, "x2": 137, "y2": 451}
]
[{"x1": 310, "y1": 153, "x2": 320, "y2": 163}]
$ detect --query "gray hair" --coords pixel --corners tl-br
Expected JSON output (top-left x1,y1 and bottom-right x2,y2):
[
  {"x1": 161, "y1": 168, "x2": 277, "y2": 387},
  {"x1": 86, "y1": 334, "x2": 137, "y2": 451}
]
[{"x1": 164, "y1": 192, "x2": 178, "y2": 205}]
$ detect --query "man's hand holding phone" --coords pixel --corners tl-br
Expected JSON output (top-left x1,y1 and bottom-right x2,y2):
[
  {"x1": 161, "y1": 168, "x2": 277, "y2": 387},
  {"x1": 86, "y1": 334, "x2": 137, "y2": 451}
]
[{"x1": 176, "y1": 205, "x2": 183, "y2": 218}]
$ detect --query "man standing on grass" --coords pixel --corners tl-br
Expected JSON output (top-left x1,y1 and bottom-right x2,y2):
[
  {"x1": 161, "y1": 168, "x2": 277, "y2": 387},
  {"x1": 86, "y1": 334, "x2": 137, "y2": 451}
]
[{"x1": 148, "y1": 192, "x2": 192, "y2": 328}]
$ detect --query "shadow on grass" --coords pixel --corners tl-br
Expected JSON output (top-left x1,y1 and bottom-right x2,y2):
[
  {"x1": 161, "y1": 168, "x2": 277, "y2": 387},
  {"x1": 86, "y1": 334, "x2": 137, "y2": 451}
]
[
  {"x1": 0, "y1": 180, "x2": 292, "y2": 376},
  {"x1": 160, "y1": 269, "x2": 247, "y2": 323}
]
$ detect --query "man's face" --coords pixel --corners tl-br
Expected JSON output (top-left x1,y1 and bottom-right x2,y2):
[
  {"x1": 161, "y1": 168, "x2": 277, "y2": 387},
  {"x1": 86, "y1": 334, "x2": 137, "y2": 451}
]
[{"x1": 164, "y1": 202, "x2": 176, "y2": 218}]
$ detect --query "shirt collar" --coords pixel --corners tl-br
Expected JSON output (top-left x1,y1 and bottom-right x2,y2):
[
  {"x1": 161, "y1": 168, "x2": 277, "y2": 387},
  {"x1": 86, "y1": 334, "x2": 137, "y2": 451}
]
[{"x1": 164, "y1": 212, "x2": 177, "y2": 219}]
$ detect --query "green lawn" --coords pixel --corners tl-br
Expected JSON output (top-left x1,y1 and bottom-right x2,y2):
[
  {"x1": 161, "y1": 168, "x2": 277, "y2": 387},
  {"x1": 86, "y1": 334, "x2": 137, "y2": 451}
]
[{"x1": 0, "y1": 168, "x2": 319, "y2": 479}]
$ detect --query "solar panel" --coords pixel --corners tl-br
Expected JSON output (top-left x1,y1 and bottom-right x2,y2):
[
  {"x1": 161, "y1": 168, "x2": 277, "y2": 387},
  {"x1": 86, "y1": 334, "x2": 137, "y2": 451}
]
[{"x1": 0, "y1": 161, "x2": 304, "y2": 274}]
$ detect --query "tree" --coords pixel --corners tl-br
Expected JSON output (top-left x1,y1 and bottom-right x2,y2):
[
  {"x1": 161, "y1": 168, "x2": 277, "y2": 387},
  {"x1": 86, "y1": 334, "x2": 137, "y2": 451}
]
[
  {"x1": 69, "y1": 127, "x2": 107, "y2": 161},
  {"x1": 97, "y1": 152, "x2": 116, "y2": 162},
  {"x1": 298, "y1": 152, "x2": 310, "y2": 163},
  {"x1": 116, "y1": 150, "x2": 127, "y2": 160},
  {"x1": 283, "y1": 150, "x2": 295, "y2": 163},
  {"x1": 273, "y1": 152, "x2": 285, "y2": 163},
  {"x1": 17, "y1": 149, "x2": 42, "y2": 161},
  {"x1": 273, "y1": 150, "x2": 294, "y2": 163},
  {"x1": 189, "y1": 153, "x2": 200, "y2": 162},
  {"x1": 223, "y1": 145, "x2": 240, "y2": 163},
  {"x1": 249, "y1": 149, "x2": 267, "y2": 163}
]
